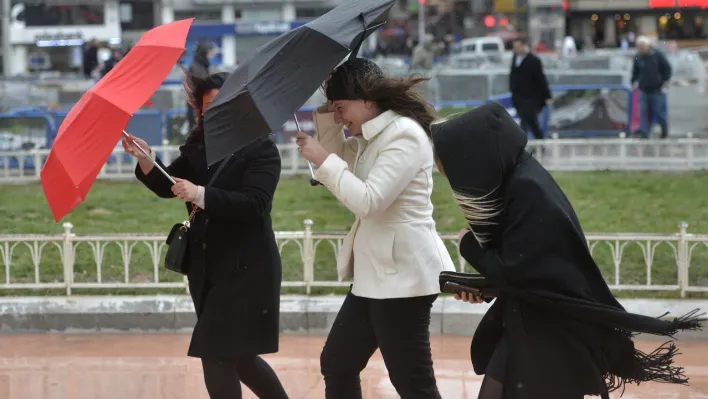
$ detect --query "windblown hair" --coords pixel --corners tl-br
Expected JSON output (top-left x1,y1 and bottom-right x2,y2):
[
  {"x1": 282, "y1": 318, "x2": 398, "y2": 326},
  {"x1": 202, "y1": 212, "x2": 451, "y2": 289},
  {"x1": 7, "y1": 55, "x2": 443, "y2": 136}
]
[
  {"x1": 452, "y1": 188, "x2": 503, "y2": 245},
  {"x1": 179, "y1": 65, "x2": 212, "y2": 139},
  {"x1": 325, "y1": 62, "x2": 437, "y2": 137},
  {"x1": 357, "y1": 73, "x2": 437, "y2": 137}
]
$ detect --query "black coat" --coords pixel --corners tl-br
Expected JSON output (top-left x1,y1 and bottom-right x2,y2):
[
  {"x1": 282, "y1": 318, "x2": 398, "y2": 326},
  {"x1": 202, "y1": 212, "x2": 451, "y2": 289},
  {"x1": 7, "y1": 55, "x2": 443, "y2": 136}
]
[
  {"x1": 431, "y1": 103, "x2": 703, "y2": 398},
  {"x1": 136, "y1": 136, "x2": 282, "y2": 359},
  {"x1": 509, "y1": 52, "x2": 551, "y2": 112}
]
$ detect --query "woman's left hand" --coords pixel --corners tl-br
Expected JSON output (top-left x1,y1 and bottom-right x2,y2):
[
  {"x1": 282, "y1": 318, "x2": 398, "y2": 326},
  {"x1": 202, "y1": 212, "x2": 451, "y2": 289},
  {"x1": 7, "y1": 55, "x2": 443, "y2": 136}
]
[
  {"x1": 172, "y1": 178, "x2": 198, "y2": 202},
  {"x1": 458, "y1": 228, "x2": 470, "y2": 246},
  {"x1": 295, "y1": 132, "x2": 330, "y2": 165}
]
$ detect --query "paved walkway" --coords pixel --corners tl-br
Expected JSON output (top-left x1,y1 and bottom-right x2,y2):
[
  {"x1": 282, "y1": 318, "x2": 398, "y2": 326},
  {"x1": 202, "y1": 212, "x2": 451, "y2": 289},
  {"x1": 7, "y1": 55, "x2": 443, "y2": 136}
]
[{"x1": 0, "y1": 334, "x2": 706, "y2": 399}]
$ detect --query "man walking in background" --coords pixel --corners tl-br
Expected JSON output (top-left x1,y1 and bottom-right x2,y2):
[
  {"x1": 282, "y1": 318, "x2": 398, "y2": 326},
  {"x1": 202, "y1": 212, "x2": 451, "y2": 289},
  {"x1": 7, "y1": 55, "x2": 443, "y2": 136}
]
[
  {"x1": 631, "y1": 36, "x2": 672, "y2": 139},
  {"x1": 509, "y1": 38, "x2": 552, "y2": 141}
]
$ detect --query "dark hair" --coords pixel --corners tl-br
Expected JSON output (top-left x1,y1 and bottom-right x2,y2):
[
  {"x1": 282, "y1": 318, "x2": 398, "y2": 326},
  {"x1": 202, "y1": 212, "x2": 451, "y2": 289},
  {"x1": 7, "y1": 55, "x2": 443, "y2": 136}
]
[
  {"x1": 513, "y1": 37, "x2": 528, "y2": 45},
  {"x1": 180, "y1": 66, "x2": 228, "y2": 138},
  {"x1": 326, "y1": 59, "x2": 436, "y2": 137}
]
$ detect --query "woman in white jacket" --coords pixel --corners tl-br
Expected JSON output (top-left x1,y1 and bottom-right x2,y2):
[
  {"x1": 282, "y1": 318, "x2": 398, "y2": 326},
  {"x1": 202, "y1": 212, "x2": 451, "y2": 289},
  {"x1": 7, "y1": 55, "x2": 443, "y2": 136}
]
[{"x1": 296, "y1": 58, "x2": 455, "y2": 399}]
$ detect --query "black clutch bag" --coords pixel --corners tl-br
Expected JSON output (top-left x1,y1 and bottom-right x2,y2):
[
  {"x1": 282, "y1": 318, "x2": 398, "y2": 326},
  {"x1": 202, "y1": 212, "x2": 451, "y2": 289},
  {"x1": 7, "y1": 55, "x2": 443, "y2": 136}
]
[
  {"x1": 439, "y1": 271, "x2": 499, "y2": 298},
  {"x1": 164, "y1": 205, "x2": 198, "y2": 275}
]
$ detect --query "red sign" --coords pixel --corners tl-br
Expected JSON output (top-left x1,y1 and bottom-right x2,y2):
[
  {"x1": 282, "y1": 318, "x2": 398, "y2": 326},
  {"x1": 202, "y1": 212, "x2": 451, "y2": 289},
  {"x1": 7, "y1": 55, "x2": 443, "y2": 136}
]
[
  {"x1": 677, "y1": 0, "x2": 708, "y2": 7},
  {"x1": 649, "y1": 0, "x2": 675, "y2": 7}
]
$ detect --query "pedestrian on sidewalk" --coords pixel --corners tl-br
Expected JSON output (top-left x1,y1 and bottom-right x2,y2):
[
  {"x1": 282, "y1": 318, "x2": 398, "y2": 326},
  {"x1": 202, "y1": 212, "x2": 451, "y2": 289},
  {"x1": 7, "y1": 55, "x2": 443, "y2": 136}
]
[
  {"x1": 631, "y1": 36, "x2": 672, "y2": 139},
  {"x1": 123, "y1": 71, "x2": 289, "y2": 399},
  {"x1": 295, "y1": 58, "x2": 456, "y2": 399},
  {"x1": 431, "y1": 103, "x2": 703, "y2": 399},
  {"x1": 509, "y1": 37, "x2": 553, "y2": 142}
]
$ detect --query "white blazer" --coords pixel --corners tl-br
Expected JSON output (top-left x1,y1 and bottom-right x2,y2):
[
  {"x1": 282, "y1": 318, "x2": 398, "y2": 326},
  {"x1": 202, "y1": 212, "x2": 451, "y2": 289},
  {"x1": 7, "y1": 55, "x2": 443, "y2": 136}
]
[{"x1": 313, "y1": 107, "x2": 456, "y2": 299}]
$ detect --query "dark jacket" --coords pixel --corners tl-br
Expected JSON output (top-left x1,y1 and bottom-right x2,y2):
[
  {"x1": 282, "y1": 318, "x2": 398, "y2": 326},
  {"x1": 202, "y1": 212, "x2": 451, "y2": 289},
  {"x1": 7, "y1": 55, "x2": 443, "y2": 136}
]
[
  {"x1": 631, "y1": 49, "x2": 672, "y2": 93},
  {"x1": 431, "y1": 103, "x2": 702, "y2": 398},
  {"x1": 82, "y1": 46, "x2": 98, "y2": 78},
  {"x1": 509, "y1": 52, "x2": 552, "y2": 111},
  {"x1": 136, "y1": 136, "x2": 282, "y2": 359},
  {"x1": 101, "y1": 57, "x2": 119, "y2": 77}
]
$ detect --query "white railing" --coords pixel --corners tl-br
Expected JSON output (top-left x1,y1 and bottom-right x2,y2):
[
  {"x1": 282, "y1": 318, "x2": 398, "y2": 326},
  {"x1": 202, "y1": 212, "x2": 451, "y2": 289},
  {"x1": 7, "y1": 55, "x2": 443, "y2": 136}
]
[
  {"x1": 1, "y1": 220, "x2": 706, "y2": 298},
  {"x1": 2, "y1": 135, "x2": 708, "y2": 184}
]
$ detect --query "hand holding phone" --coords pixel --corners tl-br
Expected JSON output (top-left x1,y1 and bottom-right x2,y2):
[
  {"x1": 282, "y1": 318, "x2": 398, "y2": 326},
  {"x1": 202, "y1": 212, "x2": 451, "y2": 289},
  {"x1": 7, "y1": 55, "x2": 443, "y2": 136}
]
[{"x1": 443, "y1": 282, "x2": 485, "y2": 303}]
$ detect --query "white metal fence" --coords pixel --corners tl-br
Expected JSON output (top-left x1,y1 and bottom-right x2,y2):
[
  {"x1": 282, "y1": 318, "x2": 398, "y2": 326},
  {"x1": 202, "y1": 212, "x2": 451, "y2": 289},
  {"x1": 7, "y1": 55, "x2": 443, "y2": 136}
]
[
  {"x1": 2, "y1": 136, "x2": 708, "y2": 184},
  {"x1": 1, "y1": 220, "x2": 707, "y2": 298}
]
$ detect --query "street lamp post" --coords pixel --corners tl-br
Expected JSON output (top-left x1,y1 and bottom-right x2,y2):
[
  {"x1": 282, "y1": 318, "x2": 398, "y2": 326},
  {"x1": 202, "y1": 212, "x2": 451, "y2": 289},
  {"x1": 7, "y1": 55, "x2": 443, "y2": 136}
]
[
  {"x1": 418, "y1": 0, "x2": 425, "y2": 42},
  {"x1": 1, "y1": 0, "x2": 10, "y2": 76}
]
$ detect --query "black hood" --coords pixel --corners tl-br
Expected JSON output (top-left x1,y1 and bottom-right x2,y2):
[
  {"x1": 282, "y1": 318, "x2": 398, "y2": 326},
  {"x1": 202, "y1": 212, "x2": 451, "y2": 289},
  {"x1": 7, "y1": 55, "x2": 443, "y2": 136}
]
[{"x1": 431, "y1": 103, "x2": 528, "y2": 239}]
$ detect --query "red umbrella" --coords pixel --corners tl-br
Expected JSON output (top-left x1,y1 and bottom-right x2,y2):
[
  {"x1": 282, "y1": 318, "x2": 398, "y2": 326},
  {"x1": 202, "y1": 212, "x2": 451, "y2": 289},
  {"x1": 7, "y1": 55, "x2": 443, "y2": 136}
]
[{"x1": 41, "y1": 18, "x2": 193, "y2": 222}]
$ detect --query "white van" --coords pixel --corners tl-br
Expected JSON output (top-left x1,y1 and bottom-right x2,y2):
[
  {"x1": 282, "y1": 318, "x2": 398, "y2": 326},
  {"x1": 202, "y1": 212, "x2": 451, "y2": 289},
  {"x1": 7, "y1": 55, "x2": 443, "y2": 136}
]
[
  {"x1": 451, "y1": 36, "x2": 506, "y2": 56},
  {"x1": 448, "y1": 36, "x2": 507, "y2": 67}
]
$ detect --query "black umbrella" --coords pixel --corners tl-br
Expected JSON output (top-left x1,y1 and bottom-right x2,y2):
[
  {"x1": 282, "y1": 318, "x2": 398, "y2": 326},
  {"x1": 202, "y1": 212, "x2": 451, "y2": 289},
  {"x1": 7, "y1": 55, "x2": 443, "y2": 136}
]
[{"x1": 203, "y1": 0, "x2": 395, "y2": 172}]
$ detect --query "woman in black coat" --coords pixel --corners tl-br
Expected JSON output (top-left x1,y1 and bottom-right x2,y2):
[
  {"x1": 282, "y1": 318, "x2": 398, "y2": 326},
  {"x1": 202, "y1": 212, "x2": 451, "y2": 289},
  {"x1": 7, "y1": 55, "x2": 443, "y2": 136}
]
[
  {"x1": 430, "y1": 102, "x2": 703, "y2": 399},
  {"x1": 122, "y1": 72, "x2": 289, "y2": 399}
]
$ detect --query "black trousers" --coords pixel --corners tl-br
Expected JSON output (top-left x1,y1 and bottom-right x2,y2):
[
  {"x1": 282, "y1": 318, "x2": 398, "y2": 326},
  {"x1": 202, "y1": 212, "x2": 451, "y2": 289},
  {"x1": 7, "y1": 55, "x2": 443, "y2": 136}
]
[
  {"x1": 201, "y1": 356, "x2": 289, "y2": 399},
  {"x1": 320, "y1": 292, "x2": 441, "y2": 399},
  {"x1": 514, "y1": 101, "x2": 544, "y2": 140}
]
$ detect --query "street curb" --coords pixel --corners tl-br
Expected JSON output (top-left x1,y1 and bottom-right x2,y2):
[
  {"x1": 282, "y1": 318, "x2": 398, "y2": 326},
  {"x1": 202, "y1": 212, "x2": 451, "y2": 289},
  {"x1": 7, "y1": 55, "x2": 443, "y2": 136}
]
[{"x1": 0, "y1": 295, "x2": 706, "y2": 339}]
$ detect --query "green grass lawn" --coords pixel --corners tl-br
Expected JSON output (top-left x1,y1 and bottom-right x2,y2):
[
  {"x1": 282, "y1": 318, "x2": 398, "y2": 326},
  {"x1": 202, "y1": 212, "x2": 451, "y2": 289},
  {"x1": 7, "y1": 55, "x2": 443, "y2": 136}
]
[{"x1": 1, "y1": 171, "x2": 708, "y2": 297}]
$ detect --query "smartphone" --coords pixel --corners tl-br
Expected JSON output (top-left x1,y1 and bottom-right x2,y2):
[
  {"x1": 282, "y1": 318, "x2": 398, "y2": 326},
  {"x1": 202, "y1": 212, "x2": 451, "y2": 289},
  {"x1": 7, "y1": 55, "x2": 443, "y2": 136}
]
[{"x1": 442, "y1": 281, "x2": 483, "y2": 298}]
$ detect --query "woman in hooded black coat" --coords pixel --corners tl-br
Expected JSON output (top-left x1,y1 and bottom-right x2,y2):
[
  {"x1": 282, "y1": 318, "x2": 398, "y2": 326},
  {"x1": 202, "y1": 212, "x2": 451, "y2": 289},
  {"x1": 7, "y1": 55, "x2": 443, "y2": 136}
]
[
  {"x1": 430, "y1": 102, "x2": 703, "y2": 399},
  {"x1": 123, "y1": 72, "x2": 289, "y2": 399}
]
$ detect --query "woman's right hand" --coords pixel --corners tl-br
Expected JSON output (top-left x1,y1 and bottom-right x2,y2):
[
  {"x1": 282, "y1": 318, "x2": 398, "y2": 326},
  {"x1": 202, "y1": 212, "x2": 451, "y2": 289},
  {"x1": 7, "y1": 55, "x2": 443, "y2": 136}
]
[
  {"x1": 122, "y1": 133, "x2": 150, "y2": 159},
  {"x1": 454, "y1": 291, "x2": 485, "y2": 304}
]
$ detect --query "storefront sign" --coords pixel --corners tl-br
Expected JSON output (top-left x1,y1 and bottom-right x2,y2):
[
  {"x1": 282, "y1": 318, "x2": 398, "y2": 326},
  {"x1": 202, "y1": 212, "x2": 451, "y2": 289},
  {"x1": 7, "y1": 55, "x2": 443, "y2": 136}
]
[
  {"x1": 234, "y1": 21, "x2": 306, "y2": 36},
  {"x1": 187, "y1": 21, "x2": 308, "y2": 39},
  {"x1": 649, "y1": 0, "x2": 676, "y2": 7},
  {"x1": 34, "y1": 31, "x2": 83, "y2": 42}
]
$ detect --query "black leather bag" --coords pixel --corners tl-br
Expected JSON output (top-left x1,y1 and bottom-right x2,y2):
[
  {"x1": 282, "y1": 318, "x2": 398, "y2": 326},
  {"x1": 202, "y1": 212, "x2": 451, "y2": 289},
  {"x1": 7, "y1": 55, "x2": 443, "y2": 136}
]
[{"x1": 164, "y1": 153, "x2": 234, "y2": 275}]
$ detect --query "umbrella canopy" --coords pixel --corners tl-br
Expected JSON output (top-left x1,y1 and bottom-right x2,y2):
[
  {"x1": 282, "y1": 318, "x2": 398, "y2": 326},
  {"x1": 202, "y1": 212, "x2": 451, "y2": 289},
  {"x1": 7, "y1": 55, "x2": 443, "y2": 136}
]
[
  {"x1": 40, "y1": 19, "x2": 193, "y2": 222},
  {"x1": 203, "y1": 0, "x2": 395, "y2": 165}
]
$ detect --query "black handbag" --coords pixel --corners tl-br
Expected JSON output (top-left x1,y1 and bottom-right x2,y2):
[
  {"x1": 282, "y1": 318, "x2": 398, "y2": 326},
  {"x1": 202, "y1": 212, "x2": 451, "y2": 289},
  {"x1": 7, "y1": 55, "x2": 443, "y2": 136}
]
[{"x1": 164, "y1": 153, "x2": 234, "y2": 275}]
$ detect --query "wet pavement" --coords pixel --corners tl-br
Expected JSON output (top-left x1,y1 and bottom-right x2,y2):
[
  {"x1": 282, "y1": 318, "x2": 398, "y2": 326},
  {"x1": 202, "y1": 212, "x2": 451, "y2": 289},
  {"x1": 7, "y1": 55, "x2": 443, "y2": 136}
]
[{"x1": 0, "y1": 334, "x2": 706, "y2": 399}]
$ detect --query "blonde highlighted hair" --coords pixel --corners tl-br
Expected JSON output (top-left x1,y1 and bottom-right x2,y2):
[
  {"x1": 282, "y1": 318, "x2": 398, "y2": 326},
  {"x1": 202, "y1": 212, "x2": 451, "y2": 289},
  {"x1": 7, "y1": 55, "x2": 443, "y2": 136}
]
[{"x1": 452, "y1": 188, "x2": 503, "y2": 246}]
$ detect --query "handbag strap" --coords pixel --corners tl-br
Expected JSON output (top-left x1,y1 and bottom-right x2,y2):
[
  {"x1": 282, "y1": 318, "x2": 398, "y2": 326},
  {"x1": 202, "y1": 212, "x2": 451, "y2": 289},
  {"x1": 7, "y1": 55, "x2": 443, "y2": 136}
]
[{"x1": 187, "y1": 152, "x2": 236, "y2": 222}]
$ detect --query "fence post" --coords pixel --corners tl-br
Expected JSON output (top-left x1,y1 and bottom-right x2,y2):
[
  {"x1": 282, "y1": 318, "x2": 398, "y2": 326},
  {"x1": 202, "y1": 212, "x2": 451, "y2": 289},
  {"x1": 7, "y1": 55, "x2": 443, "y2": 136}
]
[
  {"x1": 677, "y1": 221, "x2": 689, "y2": 298},
  {"x1": 290, "y1": 137, "x2": 299, "y2": 175},
  {"x1": 551, "y1": 133, "x2": 560, "y2": 167},
  {"x1": 33, "y1": 150, "x2": 41, "y2": 177},
  {"x1": 618, "y1": 132, "x2": 627, "y2": 167},
  {"x1": 62, "y1": 222, "x2": 75, "y2": 296},
  {"x1": 303, "y1": 219, "x2": 314, "y2": 295},
  {"x1": 686, "y1": 132, "x2": 694, "y2": 169}
]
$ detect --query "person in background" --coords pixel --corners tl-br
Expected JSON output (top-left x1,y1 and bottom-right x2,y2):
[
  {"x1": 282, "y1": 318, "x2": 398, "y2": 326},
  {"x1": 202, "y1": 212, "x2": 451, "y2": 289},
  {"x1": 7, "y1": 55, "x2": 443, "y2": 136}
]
[
  {"x1": 534, "y1": 41, "x2": 548, "y2": 53},
  {"x1": 186, "y1": 40, "x2": 214, "y2": 132},
  {"x1": 410, "y1": 34, "x2": 435, "y2": 70},
  {"x1": 101, "y1": 48, "x2": 123, "y2": 77},
  {"x1": 82, "y1": 38, "x2": 100, "y2": 79},
  {"x1": 631, "y1": 36, "x2": 672, "y2": 139},
  {"x1": 122, "y1": 71, "x2": 289, "y2": 399},
  {"x1": 561, "y1": 35, "x2": 577, "y2": 57},
  {"x1": 295, "y1": 58, "x2": 456, "y2": 398},
  {"x1": 509, "y1": 38, "x2": 552, "y2": 141}
]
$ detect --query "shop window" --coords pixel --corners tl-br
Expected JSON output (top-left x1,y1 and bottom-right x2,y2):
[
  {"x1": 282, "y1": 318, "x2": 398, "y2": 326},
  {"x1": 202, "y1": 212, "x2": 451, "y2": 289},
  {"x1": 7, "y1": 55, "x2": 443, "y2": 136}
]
[
  {"x1": 174, "y1": 9, "x2": 223, "y2": 23},
  {"x1": 296, "y1": 7, "x2": 333, "y2": 19},
  {"x1": 119, "y1": 1, "x2": 154, "y2": 31},
  {"x1": 12, "y1": 1, "x2": 104, "y2": 26}
]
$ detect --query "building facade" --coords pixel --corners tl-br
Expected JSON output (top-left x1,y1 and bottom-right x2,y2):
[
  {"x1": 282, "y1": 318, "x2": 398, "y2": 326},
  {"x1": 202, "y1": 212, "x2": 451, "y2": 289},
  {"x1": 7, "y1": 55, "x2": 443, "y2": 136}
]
[
  {"x1": 4, "y1": 0, "x2": 342, "y2": 75},
  {"x1": 566, "y1": 0, "x2": 708, "y2": 47}
]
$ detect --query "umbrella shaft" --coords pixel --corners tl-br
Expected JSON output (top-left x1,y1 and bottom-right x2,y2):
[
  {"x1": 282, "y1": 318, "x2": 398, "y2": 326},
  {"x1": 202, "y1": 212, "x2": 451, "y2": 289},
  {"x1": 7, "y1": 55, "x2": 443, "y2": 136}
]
[{"x1": 122, "y1": 131, "x2": 176, "y2": 185}]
